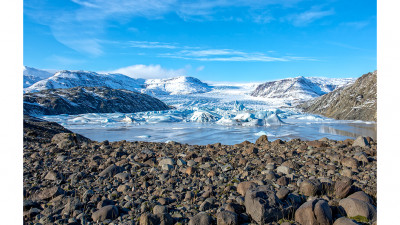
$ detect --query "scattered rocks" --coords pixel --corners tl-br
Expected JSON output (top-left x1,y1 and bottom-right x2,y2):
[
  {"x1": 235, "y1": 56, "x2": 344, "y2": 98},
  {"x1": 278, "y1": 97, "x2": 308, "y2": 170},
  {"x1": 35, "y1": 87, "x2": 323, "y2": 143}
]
[{"x1": 23, "y1": 117, "x2": 377, "y2": 225}]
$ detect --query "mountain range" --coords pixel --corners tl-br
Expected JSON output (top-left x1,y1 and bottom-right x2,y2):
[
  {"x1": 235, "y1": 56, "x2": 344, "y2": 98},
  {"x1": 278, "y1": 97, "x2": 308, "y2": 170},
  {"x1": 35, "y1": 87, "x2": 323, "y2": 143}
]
[
  {"x1": 251, "y1": 76, "x2": 354, "y2": 100},
  {"x1": 23, "y1": 67, "x2": 353, "y2": 101}
]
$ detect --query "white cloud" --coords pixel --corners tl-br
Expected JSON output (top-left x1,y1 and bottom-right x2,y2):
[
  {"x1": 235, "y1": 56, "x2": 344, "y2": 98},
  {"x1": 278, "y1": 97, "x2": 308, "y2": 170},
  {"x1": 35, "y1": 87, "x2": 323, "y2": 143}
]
[
  {"x1": 196, "y1": 66, "x2": 205, "y2": 72},
  {"x1": 159, "y1": 48, "x2": 315, "y2": 62},
  {"x1": 104, "y1": 64, "x2": 187, "y2": 79},
  {"x1": 129, "y1": 41, "x2": 178, "y2": 49},
  {"x1": 286, "y1": 7, "x2": 335, "y2": 26},
  {"x1": 24, "y1": 0, "x2": 307, "y2": 55}
]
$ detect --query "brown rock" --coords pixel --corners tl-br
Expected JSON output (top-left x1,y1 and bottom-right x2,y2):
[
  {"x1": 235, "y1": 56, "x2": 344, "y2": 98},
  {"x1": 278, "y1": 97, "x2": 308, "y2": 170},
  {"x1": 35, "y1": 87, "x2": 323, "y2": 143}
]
[
  {"x1": 237, "y1": 181, "x2": 257, "y2": 196},
  {"x1": 334, "y1": 177, "x2": 353, "y2": 199},
  {"x1": 300, "y1": 179, "x2": 322, "y2": 197}
]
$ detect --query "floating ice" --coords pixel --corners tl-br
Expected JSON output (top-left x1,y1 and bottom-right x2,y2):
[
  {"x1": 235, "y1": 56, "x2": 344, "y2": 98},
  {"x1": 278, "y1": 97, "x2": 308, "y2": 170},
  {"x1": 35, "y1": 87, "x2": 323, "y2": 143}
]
[
  {"x1": 190, "y1": 111, "x2": 218, "y2": 123},
  {"x1": 264, "y1": 113, "x2": 286, "y2": 126},
  {"x1": 234, "y1": 112, "x2": 255, "y2": 122},
  {"x1": 216, "y1": 117, "x2": 239, "y2": 125}
]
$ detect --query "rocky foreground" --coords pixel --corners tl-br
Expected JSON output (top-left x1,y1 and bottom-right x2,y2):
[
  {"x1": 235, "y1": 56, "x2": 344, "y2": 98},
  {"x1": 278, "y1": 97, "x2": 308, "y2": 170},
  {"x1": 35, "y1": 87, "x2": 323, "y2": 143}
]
[{"x1": 23, "y1": 115, "x2": 377, "y2": 225}]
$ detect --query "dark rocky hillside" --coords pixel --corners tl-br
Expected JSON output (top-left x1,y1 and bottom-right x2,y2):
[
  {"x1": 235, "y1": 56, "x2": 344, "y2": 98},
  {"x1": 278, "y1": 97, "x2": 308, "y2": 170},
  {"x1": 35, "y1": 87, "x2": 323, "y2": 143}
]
[
  {"x1": 23, "y1": 86, "x2": 170, "y2": 115},
  {"x1": 300, "y1": 71, "x2": 377, "y2": 121}
]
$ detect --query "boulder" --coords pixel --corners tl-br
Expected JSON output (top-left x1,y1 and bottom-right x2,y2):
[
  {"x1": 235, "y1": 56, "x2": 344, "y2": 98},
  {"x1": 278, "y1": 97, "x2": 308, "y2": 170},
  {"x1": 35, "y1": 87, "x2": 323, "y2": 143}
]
[
  {"x1": 189, "y1": 212, "x2": 214, "y2": 225},
  {"x1": 339, "y1": 198, "x2": 377, "y2": 222},
  {"x1": 352, "y1": 136, "x2": 370, "y2": 148},
  {"x1": 32, "y1": 186, "x2": 64, "y2": 201},
  {"x1": 341, "y1": 158, "x2": 359, "y2": 169},
  {"x1": 295, "y1": 199, "x2": 333, "y2": 225},
  {"x1": 334, "y1": 177, "x2": 353, "y2": 199},
  {"x1": 276, "y1": 165, "x2": 292, "y2": 175},
  {"x1": 300, "y1": 179, "x2": 322, "y2": 197},
  {"x1": 244, "y1": 185, "x2": 289, "y2": 224},
  {"x1": 347, "y1": 191, "x2": 375, "y2": 205},
  {"x1": 237, "y1": 181, "x2": 257, "y2": 196},
  {"x1": 98, "y1": 164, "x2": 124, "y2": 178},
  {"x1": 217, "y1": 210, "x2": 239, "y2": 225},
  {"x1": 255, "y1": 135, "x2": 269, "y2": 146},
  {"x1": 91, "y1": 205, "x2": 119, "y2": 222}
]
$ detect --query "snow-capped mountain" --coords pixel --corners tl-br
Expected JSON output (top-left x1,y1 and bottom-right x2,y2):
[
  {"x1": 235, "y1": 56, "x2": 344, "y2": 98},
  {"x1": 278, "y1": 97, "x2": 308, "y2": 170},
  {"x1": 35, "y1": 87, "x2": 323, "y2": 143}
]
[
  {"x1": 142, "y1": 76, "x2": 212, "y2": 95},
  {"x1": 24, "y1": 70, "x2": 146, "y2": 93},
  {"x1": 24, "y1": 86, "x2": 170, "y2": 115},
  {"x1": 23, "y1": 66, "x2": 54, "y2": 88},
  {"x1": 251, "y1": 76, "x2": 355, "y2": 101}
]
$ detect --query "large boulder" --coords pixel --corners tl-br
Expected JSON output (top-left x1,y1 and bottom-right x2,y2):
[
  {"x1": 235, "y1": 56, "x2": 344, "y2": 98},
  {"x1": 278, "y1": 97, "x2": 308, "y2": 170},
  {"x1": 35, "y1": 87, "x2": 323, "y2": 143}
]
[
  {"x1": 334, "y1": 177, "x2": 353, "y2": 199},
  {"x1": 339, "y1": 198, "x2": 377, "y2": 222},
  {"x1": 295, "y1": 199, "x2": 333, "y2": 225},
  {"x1": 217, "y1": 210, "x2": 239, "y2": 225},
  {"x1": 189, "y1": 212, "x2": 214, "y2": 225},
  {"x1": 244, "y1": 185, "x2": 291, "y2": 224},
  {"x1": 300, "y1": 179, "x2": 322, "y2": 197},
  {"x1": 91, "y1": 205, "x2": 119, "y2": 222},
  {"x1": 256, "y1": 135, "x2": 269, "y2": 146},
  {"x1": 347, "y1": 191, "x2": 375, "y2": 206}
]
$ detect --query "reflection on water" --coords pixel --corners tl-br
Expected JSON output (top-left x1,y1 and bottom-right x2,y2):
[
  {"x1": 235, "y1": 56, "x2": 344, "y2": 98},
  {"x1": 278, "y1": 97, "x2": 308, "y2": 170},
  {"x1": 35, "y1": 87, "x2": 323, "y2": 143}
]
[
  {"x1": 67, "y1": 121, "x2": 377, "y2": 145},
  {"x1": 319, "y1": 123, "x2": 377, "y2": 139}
]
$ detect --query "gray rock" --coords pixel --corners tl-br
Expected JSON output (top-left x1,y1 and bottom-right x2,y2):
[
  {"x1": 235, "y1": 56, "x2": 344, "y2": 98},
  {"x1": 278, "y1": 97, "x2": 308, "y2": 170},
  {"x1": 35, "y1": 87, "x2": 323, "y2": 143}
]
[
  {"x1": 335, "y1": 176, "x2": 353, "y2": 199},
  {"x1": 339, "y1": 198, "x2": 377, "y2": 222},
  {"x1": 276, "y1": 165, "x2": 292, "y2": 175},
  {"x1": 300, "y1": 179, "x2": 322, "y2": 197},
  {"x1": 91, "y1": 205, "x2": 119, "y2": 222},
  {"x1": 217, "y1": 210, "x2": 239, "y2": 225},
  {"x1": 352, "y1": 136, "x2": 370, "y2": 148},
  {"x1": 99, "y1": 164, "x2": 124, "y2": 178},
  {"x1": 159, "y1": 158, "x2": 175, "y2": 167},
  {"x1": 295, "y1": 199, "x2": 332, "y2": 225},
  {"x1": 32, "y1": 186, "x2": 64, "y2": 201},
  {"x1": 347, "y1": 191, "x2": 375, "y2": 205},
  {"x1": 244, "y1": 185, "x2": 287, "y2": 224},
  {"x1": 153, "y1": 205, "x2": 168, "y2": 214},
  {"x1": 237, "y1": 181, "x2": 257, "y2": 196},
  {"x1": 276, "y1": 187, "x2": 290, "y2": 200},
  {"x1": 189, "y1": 212, "x2": 214, "y2": 225}
]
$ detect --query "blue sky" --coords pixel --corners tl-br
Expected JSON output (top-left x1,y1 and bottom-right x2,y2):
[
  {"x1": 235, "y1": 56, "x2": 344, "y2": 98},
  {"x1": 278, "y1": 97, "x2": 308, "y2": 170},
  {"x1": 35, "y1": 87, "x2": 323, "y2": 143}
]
[{"x1": 23, "y1": 0, "x2": 376, "y2": 82}]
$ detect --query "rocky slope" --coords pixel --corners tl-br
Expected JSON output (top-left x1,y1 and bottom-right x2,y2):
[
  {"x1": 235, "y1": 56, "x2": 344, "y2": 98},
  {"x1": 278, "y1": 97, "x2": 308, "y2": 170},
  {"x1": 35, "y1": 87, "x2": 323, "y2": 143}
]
[
  {"x1": 251, "y1": 76, "x2": 354, "y2": 101},
  {"x1": 300, "y1": 71, "x2": 377, "y2": 121},
  {"x1": 23, "y1": 86, "x2": 170, "y2": 115},
  {"x1": 23, "y1": 117, "x2": 377, "y2": 225}
]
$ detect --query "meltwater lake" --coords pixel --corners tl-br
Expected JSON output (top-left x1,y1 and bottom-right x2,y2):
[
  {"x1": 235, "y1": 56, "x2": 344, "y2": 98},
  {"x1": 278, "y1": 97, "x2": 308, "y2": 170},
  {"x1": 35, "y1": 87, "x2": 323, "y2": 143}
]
[{"x1": 41, "y1": 112, "x2": 376, "y2": 145}]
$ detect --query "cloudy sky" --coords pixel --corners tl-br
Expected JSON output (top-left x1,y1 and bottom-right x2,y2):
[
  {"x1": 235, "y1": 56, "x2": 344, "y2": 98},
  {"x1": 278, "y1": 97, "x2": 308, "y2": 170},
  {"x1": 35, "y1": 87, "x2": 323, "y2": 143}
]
[{"x1": 23, "y1": 0, "x2": 376, "y2": 81}]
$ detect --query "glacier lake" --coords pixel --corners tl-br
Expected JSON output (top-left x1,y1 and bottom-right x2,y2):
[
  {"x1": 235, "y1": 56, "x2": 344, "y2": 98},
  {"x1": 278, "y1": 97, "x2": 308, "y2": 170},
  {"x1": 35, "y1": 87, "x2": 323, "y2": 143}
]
[{"x1": 41, "y1": 110, "x2": 376, "y2": 145}]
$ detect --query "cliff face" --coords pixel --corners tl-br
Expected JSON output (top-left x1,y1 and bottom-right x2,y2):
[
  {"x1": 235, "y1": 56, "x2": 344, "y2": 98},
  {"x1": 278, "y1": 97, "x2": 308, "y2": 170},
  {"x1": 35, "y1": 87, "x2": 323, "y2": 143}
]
[
  {"x1": 23, "y1": 86, "x2": 170, "y2": 115},
  {"x1": 300, "y1": 71, "x2": 377, "y2": 122}
]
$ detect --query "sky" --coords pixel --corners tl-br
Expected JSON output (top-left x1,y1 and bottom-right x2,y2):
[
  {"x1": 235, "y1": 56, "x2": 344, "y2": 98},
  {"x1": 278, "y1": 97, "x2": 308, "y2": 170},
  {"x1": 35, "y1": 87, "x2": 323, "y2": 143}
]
[{"x1": 23, "y1": 0, "x2": 377, "y2": 82}]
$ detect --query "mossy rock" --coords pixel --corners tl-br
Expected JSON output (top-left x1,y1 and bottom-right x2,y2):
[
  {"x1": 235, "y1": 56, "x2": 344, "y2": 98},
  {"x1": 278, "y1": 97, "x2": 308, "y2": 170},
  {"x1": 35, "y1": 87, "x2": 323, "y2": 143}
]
[{"x1": 349, "y1": 215, "x2": 369, "y2": 223}]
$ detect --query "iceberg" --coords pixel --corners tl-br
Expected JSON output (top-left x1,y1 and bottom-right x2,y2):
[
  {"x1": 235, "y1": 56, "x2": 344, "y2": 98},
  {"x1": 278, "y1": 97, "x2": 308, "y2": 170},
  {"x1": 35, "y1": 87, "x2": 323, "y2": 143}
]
[
  {"x1": 263, "y1": 113, "x2": 286, "y2": 126},
  {"x1": 190, "y1": 111, "x2": 218, "y2": 123},
  {"x1": 216, "y1": 117, "x2": 238, "y2": 125},
  {"x1": 234, "y1": 112, "x2": 255, "y2": 122}
]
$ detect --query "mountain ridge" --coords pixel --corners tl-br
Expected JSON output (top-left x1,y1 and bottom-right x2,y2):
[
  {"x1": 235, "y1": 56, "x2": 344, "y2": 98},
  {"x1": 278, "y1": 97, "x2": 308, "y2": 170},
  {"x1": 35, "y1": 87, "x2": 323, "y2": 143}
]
[{"x1": 299, "y1": 71, "x2": 377, "y2": 121}]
